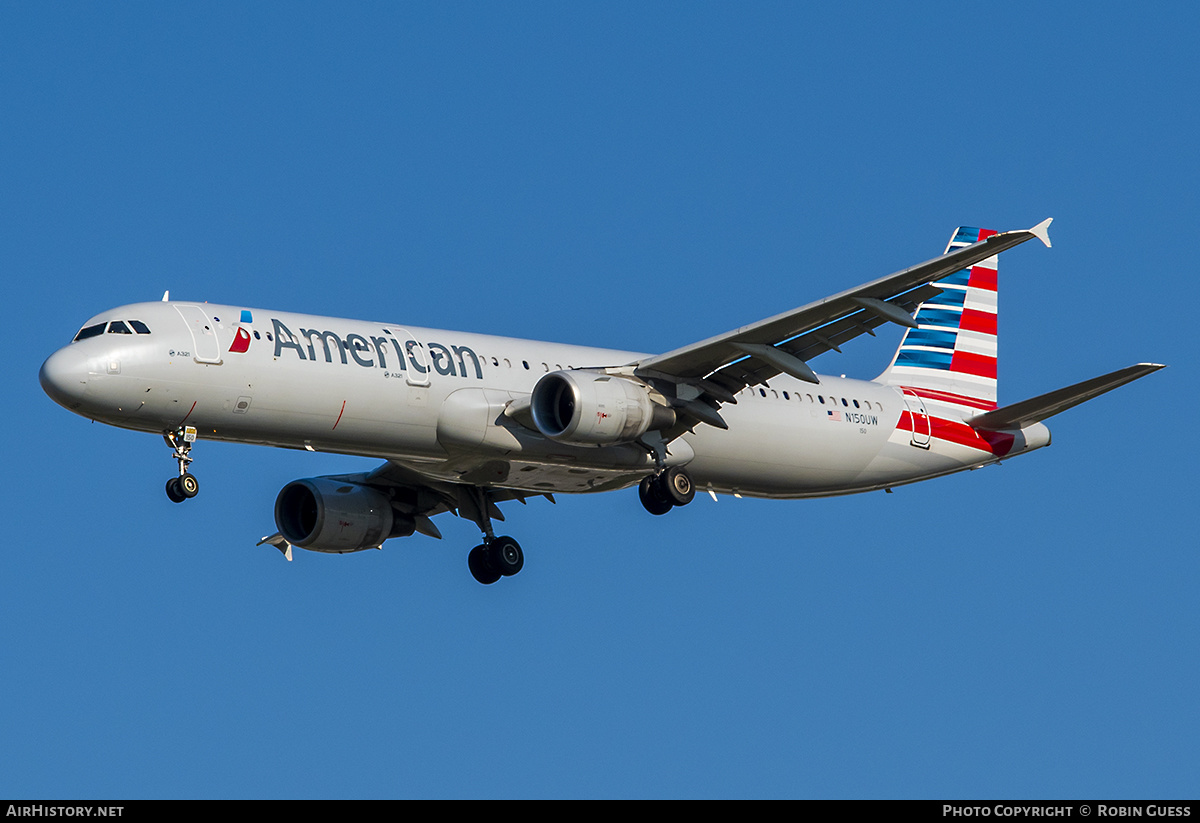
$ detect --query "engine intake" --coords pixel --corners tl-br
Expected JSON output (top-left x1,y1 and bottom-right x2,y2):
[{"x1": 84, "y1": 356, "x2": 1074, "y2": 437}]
[
  {"x1": 274, "y1": 478, "x2": 411, "y2": 554},
  {"x1": 530, "y1": 371, "x2": 675, "y2": 445}
]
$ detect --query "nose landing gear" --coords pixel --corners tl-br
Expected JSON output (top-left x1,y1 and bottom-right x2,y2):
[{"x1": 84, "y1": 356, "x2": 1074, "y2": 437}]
[{"x1": 164, "y1": 426, "x2": 200, "y2": 503}]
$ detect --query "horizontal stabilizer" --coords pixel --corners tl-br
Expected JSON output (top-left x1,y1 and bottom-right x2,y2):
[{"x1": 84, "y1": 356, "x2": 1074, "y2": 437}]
[{"x1": 969, "y1": 363, "x2": 1165, "y2": 431}]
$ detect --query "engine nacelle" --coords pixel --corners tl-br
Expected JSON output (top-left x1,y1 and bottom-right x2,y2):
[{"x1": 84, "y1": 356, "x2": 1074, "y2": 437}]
[
  {"x1": 274, "y1": 478, "x2": 412, "y2": 554},
  {"x1": 530, "y1": 370, "x2": 675, "y2": 445}
]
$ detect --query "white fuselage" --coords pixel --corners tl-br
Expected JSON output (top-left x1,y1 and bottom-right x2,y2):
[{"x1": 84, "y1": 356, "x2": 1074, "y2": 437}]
[{"x1": 40, "y1": 301, "x2": 1049, "y2": 500}]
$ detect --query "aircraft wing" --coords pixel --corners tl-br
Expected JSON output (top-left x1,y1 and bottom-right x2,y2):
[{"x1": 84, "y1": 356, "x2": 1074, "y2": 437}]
[{"x1": 633, "y1": 219, "x2": 1053, "y2": 405}]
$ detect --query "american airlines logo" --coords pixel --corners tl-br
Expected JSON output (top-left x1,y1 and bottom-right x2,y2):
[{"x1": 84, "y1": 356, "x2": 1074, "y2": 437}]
[
  {"x1": 229, "y1": 326, "x2": 252, "y2": 353},
  {"x1": 227, "y1": 310, "x2": 255, "y2": 354}
]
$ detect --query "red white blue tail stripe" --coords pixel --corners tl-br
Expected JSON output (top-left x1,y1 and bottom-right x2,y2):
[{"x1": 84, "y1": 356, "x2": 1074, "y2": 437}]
[{"x1": 880, "y1": 226, "x2": 999, "y2": 411}]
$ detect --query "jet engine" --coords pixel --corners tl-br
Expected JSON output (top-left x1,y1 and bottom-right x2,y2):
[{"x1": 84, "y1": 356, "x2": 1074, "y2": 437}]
[
  {"x1": 530, "y1": 370, "x2": 675, "y2": 446},
  {"x1": 274, "y1": 477, "x2": 413, "y2": 554}
]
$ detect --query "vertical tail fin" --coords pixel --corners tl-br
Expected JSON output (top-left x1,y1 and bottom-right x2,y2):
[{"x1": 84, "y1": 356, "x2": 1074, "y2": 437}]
[{"x1": 878, "y1": 227, "x2": 1000, "y2": 411}]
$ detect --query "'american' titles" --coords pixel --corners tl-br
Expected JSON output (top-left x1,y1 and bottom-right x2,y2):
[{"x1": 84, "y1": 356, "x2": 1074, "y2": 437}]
[{"x1": 271, "y1": 319, "x2": 483, "y2": 379}]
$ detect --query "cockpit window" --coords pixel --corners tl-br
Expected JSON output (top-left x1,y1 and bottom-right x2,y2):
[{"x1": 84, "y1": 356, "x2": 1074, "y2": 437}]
[
  {"x1": 72, "y1": 319, "x2": 151, "y2": 342},
  {"x1": 73, "y1": 323, "x2": 106, "y2": 342}
]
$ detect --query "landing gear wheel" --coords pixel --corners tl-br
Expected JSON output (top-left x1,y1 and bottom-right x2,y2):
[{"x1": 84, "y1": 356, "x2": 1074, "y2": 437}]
[
  {"x1": 488, "y1": 536, "x2": 524, "y2": 577},
  {"x1": 164, "y1": 427, "x2": 199, "y2": 503},
  {"x1": 165, "y1": 477, "x2": 186, "y2": 503},
  {"x1": 178, "y1": 472, "x2": 200, "y2": 498},
  {"x1": 468, "y1": 545, "x2": 502, "y2": 585},
  {"x1": 662, "y1": 467, "x2": 695, "y2": 507},
  {"x1": 639, "y1": 475, "x2": 674, "y2": 516}
]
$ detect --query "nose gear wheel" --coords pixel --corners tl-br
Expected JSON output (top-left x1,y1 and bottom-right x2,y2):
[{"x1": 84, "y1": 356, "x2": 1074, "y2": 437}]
[{"x1": 164, "y1": 426, "x2": 200, "y2": 503}]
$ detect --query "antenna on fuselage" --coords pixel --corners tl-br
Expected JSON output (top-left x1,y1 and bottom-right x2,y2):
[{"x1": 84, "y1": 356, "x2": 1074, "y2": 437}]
[{"x1": 162, "y1": 290, "x2": 170, "y2": 302}]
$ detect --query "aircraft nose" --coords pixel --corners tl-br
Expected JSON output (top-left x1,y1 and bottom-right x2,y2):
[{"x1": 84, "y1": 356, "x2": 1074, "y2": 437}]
[{"x1": 39, "y1": 346, "x2": 90, "y2": 409}]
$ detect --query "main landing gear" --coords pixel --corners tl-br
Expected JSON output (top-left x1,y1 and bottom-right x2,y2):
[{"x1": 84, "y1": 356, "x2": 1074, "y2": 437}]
[
  {"x1": 639, "y1": 466, "x2": 695, "y2": 515},
  {"x1": 164, "y1": 426, "x2": 200, "y2": 503},
  {"x1": 462, "y1": 486, "x2": 525, "y2": 585},
  {"x1": 467, "y1": 535, "x2": 525, "y2": 585}
]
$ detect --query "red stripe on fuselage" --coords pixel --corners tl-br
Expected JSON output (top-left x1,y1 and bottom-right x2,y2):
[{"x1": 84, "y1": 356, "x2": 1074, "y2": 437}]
[
  {"x1": 894, "y1": 411, "x2": 1013, "y2": 455},
  {"x1": 899, "y1": 386, "x2": 997, "y2": 411}
]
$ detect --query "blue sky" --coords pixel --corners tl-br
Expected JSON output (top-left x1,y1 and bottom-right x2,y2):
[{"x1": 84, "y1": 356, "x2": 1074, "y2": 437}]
[{"x1": 3, "y1": 3, "x2": 1196, "y2": 799}]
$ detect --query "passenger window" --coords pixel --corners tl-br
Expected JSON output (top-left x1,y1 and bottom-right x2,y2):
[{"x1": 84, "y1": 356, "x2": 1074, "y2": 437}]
[
  {"x1": 107, "y1": 321, "x2": 132, "y2": 334},
  {"x1": 130, "y1": 320, "x2": 151, "y2": 334},
  {"x1": 73, "y1": 323, "x2": 106, "y2": 342}
]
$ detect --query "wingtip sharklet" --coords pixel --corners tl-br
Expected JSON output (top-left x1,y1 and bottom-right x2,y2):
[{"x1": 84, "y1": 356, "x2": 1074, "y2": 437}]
[{"x1": 1028, "y1": 217, "x2": 1053, "y2": 248}]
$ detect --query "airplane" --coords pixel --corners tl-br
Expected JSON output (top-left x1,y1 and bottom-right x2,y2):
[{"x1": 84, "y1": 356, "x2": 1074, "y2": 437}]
[{"x1": 39, "y1": 218, "x2": 1163, "y2": 584}]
